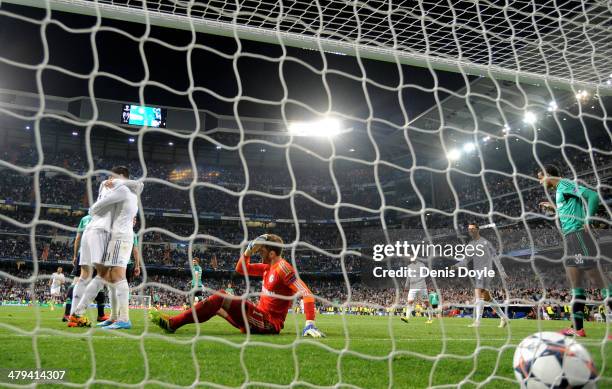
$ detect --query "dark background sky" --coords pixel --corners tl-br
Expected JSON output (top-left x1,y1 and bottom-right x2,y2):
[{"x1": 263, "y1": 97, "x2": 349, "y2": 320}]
[{"x1": 0, "y1": 3, "x2": 469, "y2": 124}]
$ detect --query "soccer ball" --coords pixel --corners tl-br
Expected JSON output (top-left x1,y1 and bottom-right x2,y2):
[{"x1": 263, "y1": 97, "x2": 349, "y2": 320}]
[{"x1": 513, "y1": 331, "x2": 598, "y2": 388}]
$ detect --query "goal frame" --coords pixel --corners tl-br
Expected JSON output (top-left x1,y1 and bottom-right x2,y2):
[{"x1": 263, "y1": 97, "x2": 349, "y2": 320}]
[{"x1": 4, "y1": 0, "x2": 611, "y2": 95}]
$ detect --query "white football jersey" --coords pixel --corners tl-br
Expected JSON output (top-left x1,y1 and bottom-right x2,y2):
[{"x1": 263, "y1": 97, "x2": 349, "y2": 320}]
[{"x1": 51, "y1": 272, "x2": 65, "y2": 288}]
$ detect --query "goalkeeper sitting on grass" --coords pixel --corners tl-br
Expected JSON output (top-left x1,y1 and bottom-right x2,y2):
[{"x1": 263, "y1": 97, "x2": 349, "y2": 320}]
[{"x1": 151, "y1": 234, "x2": 325, "y2": 338}]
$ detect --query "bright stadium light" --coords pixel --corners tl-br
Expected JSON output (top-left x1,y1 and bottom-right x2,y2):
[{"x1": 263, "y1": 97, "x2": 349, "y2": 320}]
[
  {"x1": 547, "y1": 101, "x2": 558, "y2": 111},
  {"x1": 216, "y1": 145, "x2": 222, "y2": 150},
  {"x1": 502, "y1": 124, "x2": 510, "y2": 133},
  {"x1": 168, "y1": 141, "x2": 174, "y2": 146},
  {"x1": 25, "y1": 125, "x2": 30, "y2": 130},
  {"x1": 523, "y1": 111, "x2": 537, "y2": 125},
  {"x1": 575, "y1": 90, "x2": 589, "y2": 101},
  {"x1": 288, "y1": 118, "x2": 341, "y2": 137},
  {"x1": 128, "y1": 137, "x2": 135, "y2": 143},
  {"x1": 447, "y1": 149, "x2": 461, "y2": 161},
  {"x1": 483, "y1": 136, "x2": 491, "y2": 142},
  {"x1": 463, "y1": 142, "x2": 475, "y2": 152},
  {"x1": 72, "y1": 131, "x2": 78, "y2": 136}
]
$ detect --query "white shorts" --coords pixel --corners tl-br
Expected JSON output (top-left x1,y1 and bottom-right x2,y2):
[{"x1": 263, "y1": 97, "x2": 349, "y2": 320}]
[
  {"x1": 50, "y1": 286, "x2": 61, "y2": 296},
  {"x1": 103, "y1": 239, "x2": 133, "y2": 268},
  {"x1": 79, "y1": 229, "x2": 110, "y2": 267},
  {"x1": 408, "y1": 289, "x2": 428, "y2": 302}
]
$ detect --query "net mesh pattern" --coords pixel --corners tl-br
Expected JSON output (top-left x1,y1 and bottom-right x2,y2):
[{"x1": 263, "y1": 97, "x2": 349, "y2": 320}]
[{"x1": 0, "y1": 0, "x2": 610, "y2": 388}]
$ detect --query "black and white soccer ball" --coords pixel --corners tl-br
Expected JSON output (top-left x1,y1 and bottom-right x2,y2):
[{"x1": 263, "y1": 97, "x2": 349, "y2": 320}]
[{"x1": 513, "y1": 331, "x2": 598, "y2": 389}]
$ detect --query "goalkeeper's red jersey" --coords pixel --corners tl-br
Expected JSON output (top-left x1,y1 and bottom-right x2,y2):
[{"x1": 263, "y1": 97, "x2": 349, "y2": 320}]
[{"x1": 235, "y1": 255, "x2": 315, "y2": 328}]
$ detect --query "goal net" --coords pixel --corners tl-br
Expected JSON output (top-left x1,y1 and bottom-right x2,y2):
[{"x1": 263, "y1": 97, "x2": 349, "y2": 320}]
[{"x1": 0, "y1": 0, "x2": 610, "y2": 387}]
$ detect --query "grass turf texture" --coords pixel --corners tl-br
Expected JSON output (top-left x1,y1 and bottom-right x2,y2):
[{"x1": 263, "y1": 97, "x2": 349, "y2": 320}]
[{"x1": 0, "y1": 307, "x2": 610, "y2": 388}]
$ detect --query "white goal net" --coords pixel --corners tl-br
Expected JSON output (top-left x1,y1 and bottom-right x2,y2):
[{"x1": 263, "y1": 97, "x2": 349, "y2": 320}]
[{"x1": 0, "y1": 0, "x2": 610, "y2": 388}]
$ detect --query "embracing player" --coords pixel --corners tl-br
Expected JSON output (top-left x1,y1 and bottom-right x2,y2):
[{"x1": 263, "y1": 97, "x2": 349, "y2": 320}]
[
  {"x1": 69, "y1": 166, "x2": 142, "y2": 329},
  {"x1": 538, "y1": 164, "x2": 610, "y2": 337},
  {"x1": 458, "y1": 223, "x2": 509, "y2": 328},
  {"x1": 150, "y1": 234, "x2": 325, "y2": 338}
]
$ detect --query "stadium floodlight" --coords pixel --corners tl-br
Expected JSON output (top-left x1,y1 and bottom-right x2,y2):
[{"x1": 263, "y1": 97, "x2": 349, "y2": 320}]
[
  {"x1": 483, "y1": 136, "x2": 491, "y2": 142},
  {"x1": 168, "y1": 142, "x2": 174, "y2": 146},
  {"x1": 71, "y1": 131, "x2": 78, "y2": 136},
  {"x1": 288, "y1": 118, "x2": 341, "y2": 137},
  {"x1": 502, "y1": 125, "x2": 510, "y2": 133},
  {"x1": 128, "y1": 137, "x2": 135, "y2": 143},
  {"x1": 447, "y1": 149, "x2": 461, "y2": 161},
  {"x1": 523, "y1": 111, "x2": 537, "y2": 125},
  {"x1": 348, "y1": 148, "x2": 355, "y2": 152},
  {"x1": 216, "y1": 145, "x2": 222, "y2": 150},
  {"x1": 463, "y1": 142, "x2": 476, "y2": 152},
  {"x1": 25, "y1": 125, "x2": 30, "y2": 130},
  {"x1": 547, "y1": 101, "x2": 558, "y2": 111},
  {"x1": 575, "y1": 90, "x2": 589, "y2": 101}
]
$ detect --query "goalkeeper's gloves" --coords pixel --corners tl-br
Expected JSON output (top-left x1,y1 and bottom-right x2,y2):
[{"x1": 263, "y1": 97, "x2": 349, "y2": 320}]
[
  {"x1": 302, "y1": 320, "x2": 325, "y2": 338},
  {"x1": 245, "y1": 234, "x2": 269, "y2": 256}
]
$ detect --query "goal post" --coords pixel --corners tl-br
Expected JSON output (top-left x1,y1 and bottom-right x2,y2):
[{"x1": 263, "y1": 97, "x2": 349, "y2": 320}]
[
  {"x1": 4, "y1": 0, "x2": 611, "y2": 94},
  {"x1": 129, "y1": 294, "x2": 152, "y2": 310}
]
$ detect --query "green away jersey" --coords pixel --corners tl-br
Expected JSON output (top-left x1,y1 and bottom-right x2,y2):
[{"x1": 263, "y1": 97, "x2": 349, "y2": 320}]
[
  {"x1": 192, "y1": 265, "x2": 203, "y2": 288},
  {"x1": 428, "y1": 292, "x2": 439, "y2": 306},
  {"x1": 555, "y1": 179, "x2": 599, "y2": 235}
]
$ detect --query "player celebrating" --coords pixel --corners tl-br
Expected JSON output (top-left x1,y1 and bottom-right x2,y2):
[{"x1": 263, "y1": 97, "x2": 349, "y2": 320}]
[
  {"x1": 538, "y1": 164, "x2": 610, "y2": 337},
  {"x1": 70, "y1": 166, "x2": 142, "y2": 329},
  {"x1": 150, "y1": 234, "x2": 325, "y2": 338},
  {"x1": 459, "y1": 223, "x2": 509, "y2": 328},
  {"x1": 401, "y1": 258, "x2": 433, "y2": 324},
  {"x1": 49, "y1": 267, "x2": 65, "y2": 311}
]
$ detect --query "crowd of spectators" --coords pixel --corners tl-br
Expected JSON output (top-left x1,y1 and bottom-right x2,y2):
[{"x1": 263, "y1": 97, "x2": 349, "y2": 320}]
[{"x1": 2, "y1": 264, "x2": 609, "y2": 316}]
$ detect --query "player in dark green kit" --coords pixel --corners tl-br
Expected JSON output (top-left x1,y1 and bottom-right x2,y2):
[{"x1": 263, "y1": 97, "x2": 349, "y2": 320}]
[
  {"x1": 191, "y1": 257, "x2": 204, "y2": 304},
  {"x1": 538, "y1": 164, "x2": 610, "y2": 337},
  {"x1": 428, "y1": 290, "x2": 441, "y2": 319}
]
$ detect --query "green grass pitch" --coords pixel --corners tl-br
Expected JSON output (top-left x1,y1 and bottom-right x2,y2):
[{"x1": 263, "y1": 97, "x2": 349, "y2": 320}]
[{"x1": 0, "y1": 307, "x2": 609, "y2": 388}]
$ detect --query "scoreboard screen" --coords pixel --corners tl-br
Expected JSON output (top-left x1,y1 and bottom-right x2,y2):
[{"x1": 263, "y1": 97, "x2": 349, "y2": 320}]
[{"x1": 121, "y1": 104, "x2": 167, "y2": 128}]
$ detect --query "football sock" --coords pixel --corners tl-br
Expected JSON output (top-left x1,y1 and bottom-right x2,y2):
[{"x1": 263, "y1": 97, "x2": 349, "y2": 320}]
[
  {"x1": 64, "y1": 285, "x2": 74, "y2": 316},
  {"x1": 571, "y1": 288, "x2": 586, "y2": 331},
  {"x1": 405, "y1": 304, "x2": 413, "y2": 319},
  {"x1": 70, "y1": 278, "x2": 91, "y2": 316},
  {"x1": 474, "y1": 299, "x2": 484, "y2": 322},
  {"x1": 170, "y1": 294, "x2": 224, "y2": 330},
  {"x1": 109, "y1": 284, "x2": 118, "y2": 321},
  {"x1": 96, "y1": 289, "x2": 106, "y2": 317},
  {"x1": 75, "y1": 276, "x2": 105, "y2": 316},
  {"x1": 489, "y1": 298, "x2": 508, "y2": 321},
  {"x1": 115, "y1": 280, "x2": 130, "y2": 322}
]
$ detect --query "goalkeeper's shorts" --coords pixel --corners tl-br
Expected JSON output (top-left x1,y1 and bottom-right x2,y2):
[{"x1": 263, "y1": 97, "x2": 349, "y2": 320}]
[{"x1": 224, "y1": 299, "x2": 280, "y2": 335}]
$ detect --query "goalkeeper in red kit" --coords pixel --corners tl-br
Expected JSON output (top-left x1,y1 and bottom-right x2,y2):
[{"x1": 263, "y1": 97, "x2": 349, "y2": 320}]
[{"x1": 150, "y1": 234, "x2": 325, "y2": 337}]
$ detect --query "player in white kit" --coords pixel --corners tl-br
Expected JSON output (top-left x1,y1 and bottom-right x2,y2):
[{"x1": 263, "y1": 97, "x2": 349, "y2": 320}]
[
  {"x1": 49, "y1": 267, "x2": 65, "y2": 310},
  {"x1": 401, "y1": 259, "x2": 433, "y2": 324},
  {"x1": 457, "y1": 223, "x2": 509, "y2": 328},
  {"x1": 71, "y1": 166, "x2": 142, "y2": 329},
  {"x1": 69, "y1": 166, "x2": 142, "y2": 328}
]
